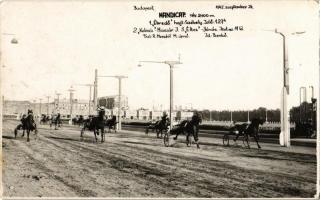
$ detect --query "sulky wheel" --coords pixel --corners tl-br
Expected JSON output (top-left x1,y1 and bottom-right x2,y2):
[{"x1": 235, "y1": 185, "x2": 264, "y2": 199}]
[{"x1": 223, "y1": 134, "x2": 230, "y2": 146}]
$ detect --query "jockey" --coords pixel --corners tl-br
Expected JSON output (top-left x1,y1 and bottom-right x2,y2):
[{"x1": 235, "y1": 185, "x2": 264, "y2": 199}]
[
  {"x1": 160, "y1": 112, "x2": 169, "y2": 127},
  {"x1": 191, "y1": 111, "x2": 202, "y2": 147},
  {"x1": 56, "y1": 113, "x2": 61, "y2": 122},
  {"x1": 20, "y1": 114, "x2": 27, "y2": 129},
  {"x1": 97, "y1": 106, "x2": 106, "y2": 117},
  {"x1": 27, "y1": 109, "x2": 37, "y2": 130}
]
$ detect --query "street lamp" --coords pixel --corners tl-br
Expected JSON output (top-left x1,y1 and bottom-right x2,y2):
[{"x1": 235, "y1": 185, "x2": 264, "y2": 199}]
[
  {"x1": 138, "y1": 60, "x2": 182, "y2": 130},
  {"x1": 97, "y1": 75, "x2": 128, "y2": 130},
  {"x1": 309, "y1": 86, "x2": 314, "y2": 99},
  {"x1": 0, "y1": 33, "x2": 18, "y2": 140},
  {"x1": 68, "y1": 86, "x2": 76, "y2": 119},
  {"x1": 39, "y1": 98, "x2": 42, "y2": 115},
  {"x1": 230, "y1": 110, "x2": 233, "y2": 122},
  {"x1": 265, "y1": 109, "x2": 268, "y2": 123},
  {"x1": 271, "y1": 29, "x2": 305, "y2": 147},
  {"x1": 73, "y1": 84, "x2": 94, "y2": 116},
  {"x1": 45, "y1": 96, "x2": 50, "y2": 115},
  {"x1": 300, "y1": 86, "x2": 307, "y2": 123},
  {"x1": 55, "y1": 92, "x2": 62, "y2": 113}
]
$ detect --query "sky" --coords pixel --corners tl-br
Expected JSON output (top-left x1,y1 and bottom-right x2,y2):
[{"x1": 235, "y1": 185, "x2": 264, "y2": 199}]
[{"x1": 0, "y1": 0, "x2": 318, "y2": 111}]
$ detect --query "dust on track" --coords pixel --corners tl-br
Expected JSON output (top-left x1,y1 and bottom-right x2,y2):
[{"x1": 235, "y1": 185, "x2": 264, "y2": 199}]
[{"x1": 2, "y1": 119, "x2": 317, "y2": 198}]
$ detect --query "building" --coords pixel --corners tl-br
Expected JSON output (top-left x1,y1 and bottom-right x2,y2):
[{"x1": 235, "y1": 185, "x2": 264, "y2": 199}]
[
  {"x1": 176, "y1": 111, "x2": 193, "y2": 121},
  {"x1": 125, "y1": 110, "x2": 138, "y2": 120},
  {"x1": 3, "y1": 98, "x2": 95, "y2": 119},
  {"x1": 98, "y1": 95, "x2": 128, "y2": 110},
  {"x1": 137, "y1": 109, "x2": 149, "y2": 120},
  {"x1": 3, "y1": 100, "x2": 32, "y2": 116}
]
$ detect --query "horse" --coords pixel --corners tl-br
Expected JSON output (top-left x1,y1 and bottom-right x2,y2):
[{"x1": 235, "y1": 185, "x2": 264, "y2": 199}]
[
  {"x1": 145, "y1": 120, "x2": 161, "y2": 135},
  {"x1": 72, "y1": 117, "x2": 78, "y2": 125},
  {"x1": 40, "y1": 114, "x2": 49, "y2": 124},
  {"x1": 184, "y1": 120, "x2": 201, "y2": 149},
  {"x1": 14, "y1": 113, "x2": 38, "y2": 142},
  {"x1": 105, "y1": 116, "x2": 117, "y2": 133},
  {"x1": 72, "y1": 115, "x2": 84, "y2": 127},
  {"x1": 50, "y1": 114, "x2": 62, "y2": 130},
  {"x1": 172, "y1": 120, "x2": 189, "y2": 140},
  {"x1": 233, "y1": 118, "x2": 264, "y2": 149},
  {"x1": 157, "y1": 119, "x2": 170, "y2": 138},
  {"x1": 80, "y1": 111, "x2": 106, "y2": 143},
  {"x1": 231, "y1": 122, "x2": 249, "y2": 141}
]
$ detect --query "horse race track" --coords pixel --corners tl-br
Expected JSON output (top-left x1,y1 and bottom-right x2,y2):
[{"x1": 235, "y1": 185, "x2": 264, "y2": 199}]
[{"x1": 2, "y1": 119, "x2": 317, "y2": 198}]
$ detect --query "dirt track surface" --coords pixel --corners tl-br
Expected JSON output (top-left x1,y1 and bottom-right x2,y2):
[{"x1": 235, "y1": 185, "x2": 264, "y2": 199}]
[{"x1": 2, "y1": 119, "x2": 317, "y2": 198}]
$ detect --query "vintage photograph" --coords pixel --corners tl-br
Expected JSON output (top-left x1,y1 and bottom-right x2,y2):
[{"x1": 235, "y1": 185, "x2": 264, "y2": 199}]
[{"x1": 1, "y1": 0, "x2": 318, "y2": 198}]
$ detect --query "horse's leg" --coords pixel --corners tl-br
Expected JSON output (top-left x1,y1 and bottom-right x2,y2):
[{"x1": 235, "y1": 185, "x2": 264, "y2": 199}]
[
  {"x1": 101, "y1": 128, "x2": 104, "y2": 142},
  {"x1": 27, "y1": 130, "x2": 30, "y2": 142},
  {"x1": 173, "y1": 129, "x2": 180, "y2": 140},
  {"x1": 244, "y1": 134, "x2": 250, "y2": 149},
  {"x1": 22, "y1": 129, "x2": 25, "y2": 137},
  {"x1": 80, "y1": 128, "x2": 84, "y2": 141},
  {"x1": 94, "y1": 129, "x2": 97, "y2": 143},
  {"x1": 194, "y1": 127, "x2": 200, "y2": 149},
  {"x1": 14, "y1": 128, "x2": 17, "y2": 138},
  {"x1": 254, "y1": 134, "x2": 261, "y2": 149}
]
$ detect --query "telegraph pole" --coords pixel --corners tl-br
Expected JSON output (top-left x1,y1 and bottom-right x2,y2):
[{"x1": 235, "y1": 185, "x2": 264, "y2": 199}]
[
  {"x1": 93, "y1": 69, "x2": 98, "y2": 110},
  {"x1": 55, "y1": 92, "x2": 62, "y2": 113},
  {"x1": 68, "y1": 87, "x2": 75, "y2": 118},
  {"x1": 39, "y1": 98, "x2": 42, "y2": 115},
  {"x1": 263, "y1": 28, "x2": 305, "y2": 147},
  {"x1": 231, "y1": 110, "x2": 233, "y2": 122},
  {"x1": 98, "y1": 75, "x2": 128, "y2": 130},
  {"x1": 46, "y1": 96, "x2": 50, "y2": 115},
  {"x1": 73, "y1": 84, "x2": 93, "y2": 116},
  {"x1": 138, "y1": 60, "x2": 182, "y2": 130}
]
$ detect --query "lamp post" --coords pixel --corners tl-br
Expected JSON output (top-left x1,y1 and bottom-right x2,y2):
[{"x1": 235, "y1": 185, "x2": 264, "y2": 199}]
[
  {"x1": 46, "y1": 96, "x2": 50, "y2": 115},
  {"x1": 68, "y1": 86, "x2": 75, "y2": 119},
  {"x1": 55, "y1": 92, "x2": 62, "y2": 113},
  {"x1": 272, "y1": 29, "x2": 305, "y2": 147},
  {"x1": 309, "y1": 86, "x2": 314, "y2": 100},
  {"x1": 138, "y1": 60, "x2": 182, "y2": 131},
  {"x1": 74, "y1": 84, "x2": 94, "y2": 116},
  {"x1": 0, "y1": 33, "x2": 18, "y2": 147},
  {"x1": 265, "y1": 109, "x2": 268, "y2": 123},
  {"x1": 300, "y1": 86, "x2": 307, "y2": 123},
  {"x1": 98, "y1": 75, "x2": 128, "y2": 130},
  {"x1": 231, "y1": 110, "x2": 233, "y2": 122},
  {"x1": 93, "y1": 69, "x2": 98, "y2": 110},
  {"x1": 39, "y1": 98, "x2": 42, "y2": 115}
]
